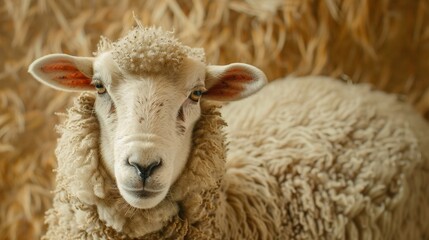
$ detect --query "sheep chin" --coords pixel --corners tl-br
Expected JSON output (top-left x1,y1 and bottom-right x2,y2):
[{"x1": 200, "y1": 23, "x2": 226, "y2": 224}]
[{"x1": 118, "y1": 186, "x2": 168, "y2": 209}]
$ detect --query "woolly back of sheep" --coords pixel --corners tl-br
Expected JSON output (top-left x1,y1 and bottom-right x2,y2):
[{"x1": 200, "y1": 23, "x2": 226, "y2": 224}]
[
  {"x1": 221, "y1": 77, "x2": 429, "y2": 239},
  {"x1": 1, "y1": 0, "x2": 429, "y2": 239}
]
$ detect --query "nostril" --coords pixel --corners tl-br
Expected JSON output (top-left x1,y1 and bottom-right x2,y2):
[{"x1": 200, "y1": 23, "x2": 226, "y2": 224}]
[
  {"x1": 126, "y1": 155, "x2": 138, "y2": 166},
  {"x1": 128, "y1": 158, "x2": 162, "y2": 181},
  {"x1": 146, "y1": 160, "x2": 162, "y2": 176}
]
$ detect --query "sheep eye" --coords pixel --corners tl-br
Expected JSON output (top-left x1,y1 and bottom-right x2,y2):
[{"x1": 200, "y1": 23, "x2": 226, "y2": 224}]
[
  {"x1": 189, "y1": 88, "x2": 205, "y2": 102},
  {"x1": 93, "y1": 80, "x2": 106, "y2": 94}
]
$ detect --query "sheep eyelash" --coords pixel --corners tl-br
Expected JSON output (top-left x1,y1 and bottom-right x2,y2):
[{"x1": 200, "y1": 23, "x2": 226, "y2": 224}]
[
  {"x1": 191, "y1": 86, "x2": 207, "y2": 93},
  {"x1": 91, "y1": 75, "x2": 102, "y2": 84},
  {"x1": 91, "y1": 78, "x2": 108, "y2": 94}
]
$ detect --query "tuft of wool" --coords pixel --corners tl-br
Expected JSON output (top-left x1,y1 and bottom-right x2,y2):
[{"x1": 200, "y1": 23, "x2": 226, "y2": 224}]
[
  {"x1": 104, "y1": 26, "x2": 206, "y2": 75},
  {"x1": 43, "y1": 94, "x2": 226, "y2": 239}
]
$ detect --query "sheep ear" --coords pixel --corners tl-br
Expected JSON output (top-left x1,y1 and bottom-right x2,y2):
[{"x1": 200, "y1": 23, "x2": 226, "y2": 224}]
[
  {"x1": 28, "y1": 54, "x2": 94, "y2": 92},
  {"x1": 204, "y1": 63, "x2": 267, "y2": 101}
]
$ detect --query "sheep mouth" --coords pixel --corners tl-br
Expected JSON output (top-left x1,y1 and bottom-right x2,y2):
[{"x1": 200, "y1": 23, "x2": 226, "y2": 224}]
[
  {"x1": 119, "y1": 185, "x2": 168, "y2": 209},
  {"x1": 126, "y1": 189, "x2": 163, "y2": 198}
]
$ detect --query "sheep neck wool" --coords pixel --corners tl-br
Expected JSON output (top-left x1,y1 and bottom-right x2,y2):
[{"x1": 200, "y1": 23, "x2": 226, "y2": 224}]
[{"x1": 44, "y1": 94, "x2": 226, "y2": 239}]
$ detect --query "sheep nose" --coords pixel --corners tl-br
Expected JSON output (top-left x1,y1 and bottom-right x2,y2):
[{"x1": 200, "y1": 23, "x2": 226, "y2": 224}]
[{"x1": 128, "y1": 158, "x2": 162, "y2": 181}]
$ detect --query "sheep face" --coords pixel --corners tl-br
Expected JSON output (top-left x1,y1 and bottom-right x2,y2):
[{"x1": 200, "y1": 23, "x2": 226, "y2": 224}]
[
  {"x1": 94, "y1": 53, "x2": 207, "y2": 209},
  {"x1": 29, "y1": 48, "x2": 267, "y2": 210}
]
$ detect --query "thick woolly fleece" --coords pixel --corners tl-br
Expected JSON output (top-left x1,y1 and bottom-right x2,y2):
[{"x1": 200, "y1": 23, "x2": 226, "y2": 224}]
[
  {"x1": 221, "y1": 76, "x2": 429, "y2": 239},
  {"x1": 44, "y1": 76, "x2": 429, "y2": 239}
]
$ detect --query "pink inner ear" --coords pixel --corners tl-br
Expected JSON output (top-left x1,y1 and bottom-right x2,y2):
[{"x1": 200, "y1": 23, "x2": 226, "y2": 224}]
[
  {"x1": 222, "y1": 68, "x2": 254, "y2": 83},
  {"x1": 205, "y1": 68, "x2": 255, "y2": 100},
  {"x1": 41, "y1": 60, "x2": 91, "y2": 87},
  {"x1": 205, "y1": 82, "x2": 243, "y2": 99}
]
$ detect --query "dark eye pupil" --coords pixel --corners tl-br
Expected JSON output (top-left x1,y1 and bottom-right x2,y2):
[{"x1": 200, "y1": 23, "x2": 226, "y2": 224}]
[
  {"x1": 193, "y1": 91, "x2": 202, "y2": 96},
  {"x1": 95, "y1": 83, "x2": 103, "y2": 88}
]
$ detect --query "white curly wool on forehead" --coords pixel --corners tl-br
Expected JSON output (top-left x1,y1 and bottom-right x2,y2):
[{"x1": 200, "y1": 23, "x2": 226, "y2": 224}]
[{"x1": 96, "y1": 26, "x2": 206, "y2": 75}]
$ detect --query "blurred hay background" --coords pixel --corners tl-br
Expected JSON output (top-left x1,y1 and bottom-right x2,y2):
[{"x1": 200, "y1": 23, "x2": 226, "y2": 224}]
[{"x1": 1, "y1": 0, "x2": 428, "y2": 239}]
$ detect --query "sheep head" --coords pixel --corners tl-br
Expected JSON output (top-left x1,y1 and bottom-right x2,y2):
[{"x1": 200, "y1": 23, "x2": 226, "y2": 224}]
[{"x1": 28, "y1": 26, "x2": 267, "y2": 210}]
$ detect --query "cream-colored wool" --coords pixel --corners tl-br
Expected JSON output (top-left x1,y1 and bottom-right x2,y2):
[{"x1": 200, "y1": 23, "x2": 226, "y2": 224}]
[
  {"x1": 221, "y1": 76, "x2": 429, "y2": 239},
  {"x1": 44, "y1": 76, "x2": 429, "y2": 239},
  {"x1": 103, "y1": 26, "x2": 206, "y2": 75}
]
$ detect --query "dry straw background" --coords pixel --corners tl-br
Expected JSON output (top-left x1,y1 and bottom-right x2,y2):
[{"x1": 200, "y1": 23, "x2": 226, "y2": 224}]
[{"x1": 1, "y1": 0, "x2": 428, "y2": 239}]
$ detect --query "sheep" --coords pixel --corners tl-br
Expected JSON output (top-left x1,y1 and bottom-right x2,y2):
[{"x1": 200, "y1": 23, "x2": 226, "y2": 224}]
[{"x1": 28, "y1": 25, "x2": 429, "y2": 239}]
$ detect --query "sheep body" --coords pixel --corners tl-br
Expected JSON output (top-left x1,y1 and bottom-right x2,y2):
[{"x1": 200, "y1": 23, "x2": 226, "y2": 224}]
[
  {"x1": 44, "y1": 75, "x2": 429, "y2": 239},
  {"x1": 221, "y1": 76, "x2": 429, "y2": 239}
]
